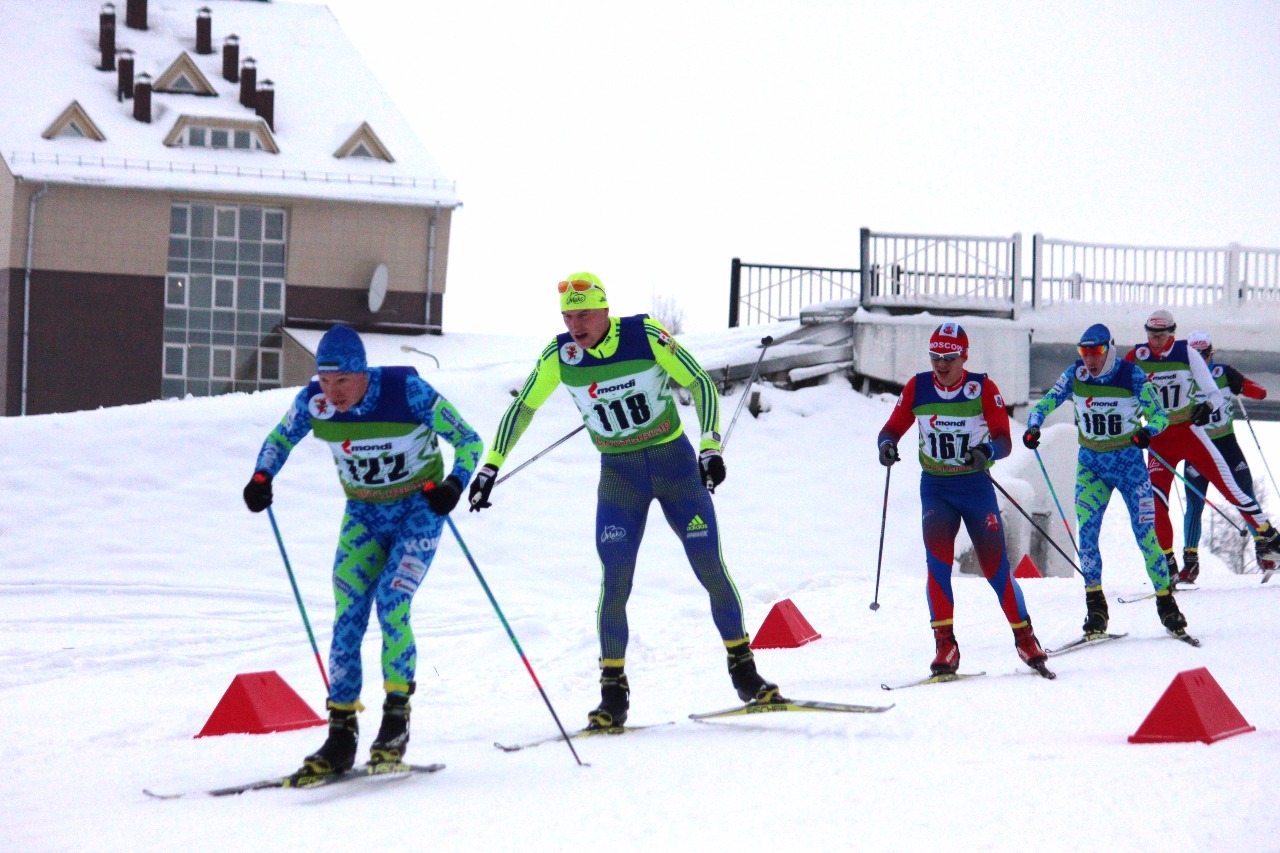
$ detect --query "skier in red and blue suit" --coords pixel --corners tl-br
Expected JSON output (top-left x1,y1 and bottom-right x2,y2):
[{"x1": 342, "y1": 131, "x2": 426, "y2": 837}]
[{"x1": 877, "y1": 323, "x2": 1050, "y2": 678}]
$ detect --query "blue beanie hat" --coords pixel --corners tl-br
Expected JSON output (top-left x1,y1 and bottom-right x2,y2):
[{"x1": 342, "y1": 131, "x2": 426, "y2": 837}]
[
  {"x1": 1078, "y1": 323, "x2": 1113, "y2": 348},
  {"x1": 315, "y1": 324, "x2": 367, "y2": 374}
]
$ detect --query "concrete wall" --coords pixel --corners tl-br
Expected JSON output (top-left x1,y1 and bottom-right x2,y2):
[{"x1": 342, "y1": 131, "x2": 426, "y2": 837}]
[{"x1": 851, "y1": 312, "x2": 1033, "y2": 409}]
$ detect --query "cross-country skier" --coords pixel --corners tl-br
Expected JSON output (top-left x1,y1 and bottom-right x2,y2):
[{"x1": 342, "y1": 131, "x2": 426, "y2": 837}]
[
  {"x1": 243, "y1": 324, "x2": 483, "y2": 777},
  {"x1": 466, "y1": 272, "x2": 781, "y2": 729},
  {"x1": 1023, "y1": 323, "x2": 1188, "y2": 639},
  {"x1": 1180, "y1": 329, "x2": 1274, "y2": 581},
  {"x1": 1122, "y1": 309, "x2": 1280, "y2": 578},
  {"x1": 876, "y1": 323, "x2": 1051, "y2": 678}
]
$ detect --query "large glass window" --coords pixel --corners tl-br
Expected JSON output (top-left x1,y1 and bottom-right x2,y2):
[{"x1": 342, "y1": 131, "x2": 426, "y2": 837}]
[{"x1": 163, "y1": 202, "x2": 287, "y2": 399}]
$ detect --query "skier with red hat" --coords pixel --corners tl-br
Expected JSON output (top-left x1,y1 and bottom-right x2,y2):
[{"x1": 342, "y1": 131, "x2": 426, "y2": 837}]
[{"x1": 877, "y1": 322, "x2": 1053, "y2": 680}]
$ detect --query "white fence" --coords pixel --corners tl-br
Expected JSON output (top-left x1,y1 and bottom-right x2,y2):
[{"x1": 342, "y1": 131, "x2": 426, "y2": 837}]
[
  {"x1": 859, "y1": 228, "x2": 1021, "y2": 315},
  {"x1": 1028, "y1": 235, "x2": 1280, "y2": 308},
  {"x1": 732, "y1": 229, "x2": 1280, "y2": 327}
]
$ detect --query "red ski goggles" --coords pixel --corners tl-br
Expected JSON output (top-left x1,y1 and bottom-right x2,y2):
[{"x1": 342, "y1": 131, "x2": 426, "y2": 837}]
[{"x1": 1077, "y1": 343, "x2": 1110, "y2": 358}]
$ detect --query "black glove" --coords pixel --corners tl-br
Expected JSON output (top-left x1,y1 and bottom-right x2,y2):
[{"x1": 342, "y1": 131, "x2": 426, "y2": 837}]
[
  {"x1": 1022, "y1": 426, "x2": 1041, "y2": 449},
  {"x1": 243, "y1": 470, "x2": 273, "y2": 513},
  {"x1": 1132, "y1": 428, "x2": 1152, "y2": 450},
  {"x1": 1190, "y1": 401, "x2": 1212, "y2": 427},
  {"x1": 424, "y1": 476, "x2": 463, "y2": 515},
  {"x1": 468, "y1": 465, "x2": 498, "y2": 512},
  {"x1": 960, "y1": 443, "x2": 991, "y2": 471},
  {"x1": 878, "y1": 441, "x2": 899, "y2": 467},
  {"x1": 700, "y1": 450, "x2": 726, "y2": 491}
]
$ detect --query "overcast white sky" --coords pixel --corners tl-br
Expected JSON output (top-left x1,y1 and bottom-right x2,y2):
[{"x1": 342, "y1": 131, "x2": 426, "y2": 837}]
[{"x1": 313, "y1": 0, "x2": 1280, "y2": 335}]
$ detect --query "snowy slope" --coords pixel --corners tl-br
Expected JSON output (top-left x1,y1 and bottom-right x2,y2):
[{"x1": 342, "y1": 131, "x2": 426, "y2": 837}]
[{"x1": 1, "y1": 330, "x2": 1278, "y2": 852}]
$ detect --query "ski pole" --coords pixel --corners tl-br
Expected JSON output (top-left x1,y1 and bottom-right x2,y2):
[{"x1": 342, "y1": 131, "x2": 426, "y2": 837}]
[
  {"x1": 869, "y1": 465, "x2": 891, "y2": 611},
  {"x1": 720, "y1": 335, "x2": 774, "y2": 454},
  {"x1": 1032, "y1": 448, "x2": 1080, "y2": 557},
  {"x1": 266, "y1": 507, "x2": 330, "y2": 693},
  {"x1": 494, "y1": 425, "x2": 587, "y2": 486},
  {"x1": 986, "y1": 473, "x2": 1085, "y2": 578},
  {"x1": 1237, "y1": 398, "x2": 1280, "y2": 501},
  {"x1": 441, "y1": 514, "x2": 585, "y2": 767},
  {"x1": 1146, "y1": 447, "x2": 1249, "y2": 536},
  {"x1": 399, "y1": 343, "x2": 440, "y2": 368}
]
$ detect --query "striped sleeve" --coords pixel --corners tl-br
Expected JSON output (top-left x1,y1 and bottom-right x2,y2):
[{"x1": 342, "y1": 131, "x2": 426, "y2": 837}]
[
  {"x1": 646, "y1": 319, "x2": 722, "y2": 451},
  {"x1": 483, "y1": 340, "x2": 563, "y2": 468}
]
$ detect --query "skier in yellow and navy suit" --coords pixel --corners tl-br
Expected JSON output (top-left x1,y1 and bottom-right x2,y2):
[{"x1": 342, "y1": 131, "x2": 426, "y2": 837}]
[{"x1": 467, "y1": 272, "x2": 782, "y2": 729}]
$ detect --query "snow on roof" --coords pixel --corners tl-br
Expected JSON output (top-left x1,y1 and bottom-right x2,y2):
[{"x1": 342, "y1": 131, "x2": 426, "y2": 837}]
[{"x1": 0, "y1": 0, "x2": 460, "y2": 207}]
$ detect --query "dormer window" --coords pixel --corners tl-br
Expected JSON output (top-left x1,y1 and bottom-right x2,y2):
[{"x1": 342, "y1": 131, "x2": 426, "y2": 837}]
[
  {"x1": 164, "y1": 115, "x2": 279, "y2": 153},
  {"x1": 42, "y1": 101, "x2": 107, "y2": 141},
  {"x1": 154, "y1": 53, "x2": 219, "y2": 96},
  {"x1": 334, "y1": 121, "x2": 394, "y2": 162}
]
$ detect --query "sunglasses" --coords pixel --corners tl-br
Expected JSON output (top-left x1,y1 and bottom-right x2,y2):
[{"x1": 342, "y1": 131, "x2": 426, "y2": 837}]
[
  {"x1": 929, "y1": 351, "x2": 963, "y2": 363},
  {"x1": 558, "y1": 279, "x2": 603, "y2": 294},
  {"x1": 1077, "y1": 344, "x2": 1110, "y2": 358}
]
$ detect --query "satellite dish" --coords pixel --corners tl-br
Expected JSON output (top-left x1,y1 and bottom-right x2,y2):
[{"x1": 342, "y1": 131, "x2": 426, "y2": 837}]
[{"x1": 367, "y1": 263, "x2": 388, "y2": 313}]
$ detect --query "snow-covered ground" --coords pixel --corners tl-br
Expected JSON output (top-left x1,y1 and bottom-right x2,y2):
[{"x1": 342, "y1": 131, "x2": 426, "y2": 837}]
[{"x1": 2, "y1": 329, "x2": 1278, "y2": 852}]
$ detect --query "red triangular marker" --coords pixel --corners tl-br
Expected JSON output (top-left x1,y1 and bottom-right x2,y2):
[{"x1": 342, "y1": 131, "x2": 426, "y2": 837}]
[
  {"x1": 1013, "y1": 554, "x2": 1043, "y2": 579},
  {"x1": 1128, "y1": 667, "x2": 1256, "y2": 744},
  {"x1": 196, "y1": 671, "x2": 325, "y2": 738},
  {"x1": 750, "y1": 598, "x2": 822, "y2": 649}
]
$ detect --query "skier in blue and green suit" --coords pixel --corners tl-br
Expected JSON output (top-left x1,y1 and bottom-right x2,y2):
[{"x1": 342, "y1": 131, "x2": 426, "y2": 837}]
[
  {"x1": 467, "y1": 272, "x2": 781, "y2": 729},
  {"x1": 243, "y1": 324, "x2": 483, "y2": 777},
  {"x1": 1023, "y1": 323, "x2": 1190, "y2": 640}
]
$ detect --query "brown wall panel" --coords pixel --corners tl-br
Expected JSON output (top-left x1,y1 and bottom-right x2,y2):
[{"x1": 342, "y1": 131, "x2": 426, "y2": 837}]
[
  {"x1": 23, "y1": 269, "x2": 164, "y2": 414},
  {"x1": 0, "y1": 160, "x2": 15, "y2": 271},
  {"x1": 286, "y1": 283, "x2": 428, "y2": 329},
  {"x1": 1, "y1": 267, "x2": 12, "y2": 415}
]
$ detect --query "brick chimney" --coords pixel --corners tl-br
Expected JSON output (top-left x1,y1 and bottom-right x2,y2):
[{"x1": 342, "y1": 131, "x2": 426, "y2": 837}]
[
  {"x1": 133, "y1": 73, "x2": 152, "y2": 122},
  {"x1": 125, "y1": 0, "x2": 147, "y2": 30},
  {"x1": 238, "y1": 57, "x2": 257, "y2": 108},
  {"x1": 99, "y1": 3, "x2": 116, "y2": 71},
  {"x1": 222, "y1": 35, "x2": 240, "y2": 83},
  {"x1": 196, "y1": 7, "x2": 213, "y2": 55},
  {"x1": 256, "y1": 80, "x2": 275, "y2": 131},
  {"x1": 117, "y1": 48, "x2": 135, "y2": 99}
]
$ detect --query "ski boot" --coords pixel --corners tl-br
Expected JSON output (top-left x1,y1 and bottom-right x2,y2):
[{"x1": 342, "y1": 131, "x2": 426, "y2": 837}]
[
  {"x1": 930, "y1": 624, "x2": 959, "y2": 676},
  {"x1": 728, "y1": 643, "x2": 783, "y2": 704},
  {"x1": 1012, "y1": 620, "x2": 1053, "y2": 678},
  {"x1": 1155, "y1": 589, "x2": 1187, "y2": 632},
  {"x1": 1082, "y1": 588, "x2": 1109, "y2": 639},
  {"x1": 1164, "y1": 551, "x2": 1180, "y2": 588},
  {"x1": 1179, "y1": 548, "x2": 1200, "y2": 584},
  {"x1": 587, "y1": 665, "x2": 629, "y2": 729},
  {"x1": 369, "y1": 687, "x2": 412, "y2": 765},
  {"x1": 1256, "y1": 524, "x2": 1280, "y2": 574},
  {"x1": 300, "y1": 700, "x2": 359, "y2": 778}
]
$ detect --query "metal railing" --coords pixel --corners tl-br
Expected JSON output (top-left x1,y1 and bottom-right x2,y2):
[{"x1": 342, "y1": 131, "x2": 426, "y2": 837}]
[
  {"x1": 728, "y1": 258, "x2": 858, "y2": 326},
  {"x1": 730, "y1": 228, "x2": 1280, "y2": 327},
  {"x1": 7, "y1": 150, "x2": 457, "y2": 192},
  {"x1": 859, "y1": 227, "x2": 1021, "y2": 313},
  {"x1": 1028, "y1": 235, "x2": 1280, "y2": 307}
]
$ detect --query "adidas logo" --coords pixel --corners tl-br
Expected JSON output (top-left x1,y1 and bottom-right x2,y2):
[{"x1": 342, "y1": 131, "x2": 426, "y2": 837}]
[
  {"x1": 1234, "y1": 460, "x2": 1249, "y2": 472},
  {"x1": 686, "y1": 515, "x2": 708, "y2": 532}
]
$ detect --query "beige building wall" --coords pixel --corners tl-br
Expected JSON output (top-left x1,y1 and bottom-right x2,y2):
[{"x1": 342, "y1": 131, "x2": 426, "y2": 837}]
[
  {"x1": 9, "y1": 183, "x2": 170, "y2": 276},
  {"x1": 288, "y1": 199, "x2": 451, "y2": 298},
  {"x1": 0, "y1": 159, "x2": 15, "y2": 270}
]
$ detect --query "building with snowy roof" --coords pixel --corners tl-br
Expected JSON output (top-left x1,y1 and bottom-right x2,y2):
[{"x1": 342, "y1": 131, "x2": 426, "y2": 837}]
[{"x1": 1, "y1": 0, "x2": 461, "y2": 415}]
